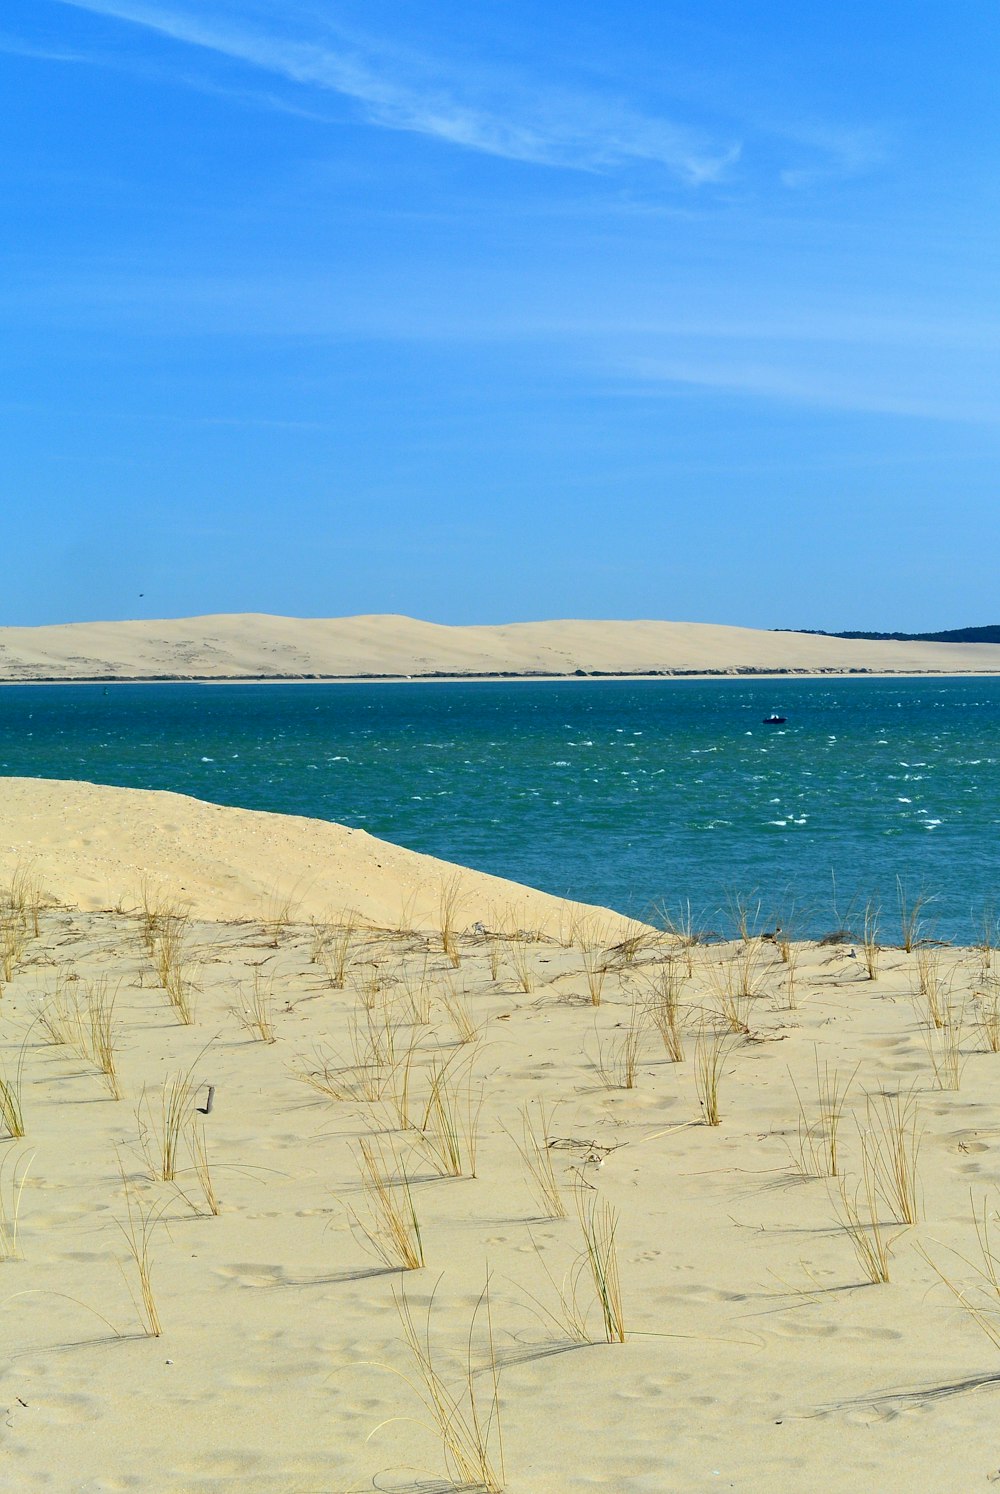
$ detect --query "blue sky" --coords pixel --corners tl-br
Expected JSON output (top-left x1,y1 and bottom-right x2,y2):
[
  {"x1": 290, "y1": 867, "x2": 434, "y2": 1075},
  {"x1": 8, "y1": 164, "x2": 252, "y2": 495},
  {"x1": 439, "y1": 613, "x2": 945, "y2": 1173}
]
[{"x1": 3, "y1": 1, "x2": 998, "y2": 629}]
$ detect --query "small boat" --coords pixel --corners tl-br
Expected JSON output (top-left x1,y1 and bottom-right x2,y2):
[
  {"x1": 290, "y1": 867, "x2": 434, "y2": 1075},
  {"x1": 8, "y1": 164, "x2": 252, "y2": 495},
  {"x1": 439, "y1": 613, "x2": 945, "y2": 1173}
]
[{"x1": 762, "y1": 714, "x2": 786, "y2": 725}]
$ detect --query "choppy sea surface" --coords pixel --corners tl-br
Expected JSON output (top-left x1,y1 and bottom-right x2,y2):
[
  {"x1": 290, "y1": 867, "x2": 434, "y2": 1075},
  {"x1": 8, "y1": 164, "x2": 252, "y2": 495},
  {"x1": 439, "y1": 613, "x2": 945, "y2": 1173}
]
[{"x1": 1, "y1": 677, "x2": 998, "y2": 941}]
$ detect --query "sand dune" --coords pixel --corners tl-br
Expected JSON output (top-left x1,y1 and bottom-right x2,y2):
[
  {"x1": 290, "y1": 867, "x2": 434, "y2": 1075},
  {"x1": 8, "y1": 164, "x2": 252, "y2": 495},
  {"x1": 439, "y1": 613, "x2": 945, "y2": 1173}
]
[
  {"x1": 0, "y1": 776, "x2": 634, "y2": 938},
  {"x1": 1, "y1": 612, "x2": 999, "y2": 680},
  {"x1": 0, "y1": 781, "x2": 999, "y2": 1489}
]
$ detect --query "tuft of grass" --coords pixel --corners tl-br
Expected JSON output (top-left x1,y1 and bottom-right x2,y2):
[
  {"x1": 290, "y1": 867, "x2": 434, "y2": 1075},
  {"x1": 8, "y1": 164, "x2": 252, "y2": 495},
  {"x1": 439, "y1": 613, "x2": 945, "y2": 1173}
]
[
  {"x1": 188, "y1": 1120, "x2": 220, "y2": 1216},
  {"x1": 354, "y1": 959, "x2": 393, "y2": 1013},
  {"x1": 153, "y1": 913, "x2": 198, "y2": 1024},
  {"x1": 507, "y1": 936, "x2": 535, "y2": 994},
  {"x1": 116, "y1": 1168, "x2": 163, "y2": 1337},
  {"x1": 788, "y1": 1054, "x2": 857, "y2": 1179},
  {"x1": 694, "y1": 1024, "x2": 735, "y2": 1127},
  {"x1": 139, "y1": 1067, "x2": 200, "y2": 1182},
  {"x1": 593, "y1": 998, "x2": 646, "y2": 1090},
  {"x1": 0, "y1": 1148, "x2": 33, "y2": 1260},
  {"x1": 262, "y1": 885, "x2": 299, "y2": 947},
  {"x1": 321, "y1": 912, "x2": 358, "y2": 989},
  {"x1": 645, "y1": 960, "x2": 686, "y2": 1062},
  {"x1": 702, "y1": 951, "x2": 755, "y2": 1038},
  {"x1": 37, "y1": 976, "x2": 122, "y2": 1098},
  {"x1": 351, "y1": 1137, "x2": 425, "y2": 1271},
  {"x1": 137, "y1": 879, "x2": 173, "y2": 955},
  {"x1": 657, "y1": 899, "x2": 701, "y2": 978},
  {"x1": 37, "y1": 974, "x2": 89, "y2": 1053},
  {"x1": 0, "y1": 1044, "x2": 27, "y2": 1140},
  {"x1": 8, "y1": 861, "x2": 45, "y2": 940},
  {"x1": 576, "y1": 1184, "x2": 626, "y2": 1343},
  {"x1": 84, "y1": 977, "x2": 122, "y2": 1100},
  {"x1": 440, "y1": 978, "x2": 480, "y2": 1045},
  {"x1": 581, "y1": 940, "x2": 609, "y2": 1007},
  {"x1": 861, "y1": 899, "x2": 881, "y2": 981},
  {"x1": 391, "y1": 1278, "x2": 505, "y2": 1494},
  {"x1": 923, "y1": 1001, "x2": 966, "y2": 1090},
  {"x1": 864, "y1": 1087, "x2": 922, "y2": 1226},
  {"x1": 415, "y1": 1054, "x2": 483, "y2": 1179},
  {"x1": 831, "y1": 1151, "x2": 895, "y2": 1285},
  {"x1": 507, "y1": 1102, "x2": 566, "y2": 1219},
  {"x1": 897, "y1": 876, "x2": 932, "y2": 953},
  {"x1": 438, "y1": 874, "x2": 464, "y2": 969},
  {"x1": 915, "y1": 947, "x2": 947, "y2": 1029},
  {"x1": 973, "y1": 977, "x2": 1000, "y2": 1053},
  {"x1": 976, "y1": 907, "x2": 999, "y2": 980},
  {"x1": 726, "y1": 887, "x2": 762, "y2": 943},
  {"x1": 233, "y1": 967, "x2": 277, "y2": 1043},
  {"x1": 782, "y1": 940, "x2": 801, "y2": 1009}
]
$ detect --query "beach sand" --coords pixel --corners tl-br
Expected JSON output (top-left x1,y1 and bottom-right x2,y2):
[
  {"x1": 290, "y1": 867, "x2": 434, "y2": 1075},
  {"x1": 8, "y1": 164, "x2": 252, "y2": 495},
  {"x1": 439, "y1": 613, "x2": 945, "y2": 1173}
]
[
  {"x1": 0, "y1": 779, "x2": 998, "y2": 1491},
  {"x1": 1, "y1": 612, "x2": 1000, "y2": 681}
]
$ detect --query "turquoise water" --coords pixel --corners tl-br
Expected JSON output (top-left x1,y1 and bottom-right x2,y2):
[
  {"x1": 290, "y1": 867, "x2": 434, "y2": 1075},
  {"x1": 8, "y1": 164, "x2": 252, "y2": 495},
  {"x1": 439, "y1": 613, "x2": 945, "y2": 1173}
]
[{"x1": 1, "y1": 677, "x2": 998, "y2": 940}]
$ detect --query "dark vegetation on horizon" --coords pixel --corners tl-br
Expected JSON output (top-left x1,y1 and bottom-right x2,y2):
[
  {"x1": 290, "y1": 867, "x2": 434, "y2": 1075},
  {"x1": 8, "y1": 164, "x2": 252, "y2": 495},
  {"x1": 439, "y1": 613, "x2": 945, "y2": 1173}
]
[{"x1": 776, "y1": 626, "x2": 1000, "y2": 644}]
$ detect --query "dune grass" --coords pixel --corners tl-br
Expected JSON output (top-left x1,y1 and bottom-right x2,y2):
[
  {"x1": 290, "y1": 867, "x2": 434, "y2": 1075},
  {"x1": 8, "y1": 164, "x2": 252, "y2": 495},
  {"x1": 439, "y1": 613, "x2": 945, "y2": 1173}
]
[
  {"x1": 897, "y1": 876, "x2": 932, "y2": 953},
  {"x1": 117, "y1": 1169, "x2": 163, "y2": 1337},
  {"x1": 832, "y1": 1157, "x2": 894, "y2": 1285},
  {"x1": 351, "y1": 1137, "x2": 425, "y2": 1272},
  {"x1": 593, "y1": 998, "x2": 646, "y2": 1090},
  {"x1": 581, "y1": 939, "x2": 610, "y2": 1007},
  {"x1": 391, "y1": 1279, "x2": 505, "y2": 1494},
  {"x1": 789, "y1": 1054, "x2": 857, "y2": 1179},
  {"x1": 188, "y1": 1119, "x2": 220, "y2": 1216},
  {"x1": 153, "y1": 912, "x2": 198, "y2": 1024},
  {"x1": 694, "y1": 1024, "x2": 735, "y2": 1127},
  {"x1": 507, "y1": 936, "x2": 536, "y2": 994},
  {"x1": 139, "y1": 1067, "x2": 200, "y2": 1182},
  {"x1": 974, "y1": 977, "x2": 1000, "y2": 1053},
  {"x1": 438, "y1": 874, "x2": 464, "y2": 969},
  {"x1": 0, "y1": 1148, "x2": 33, "y2": 1261},
  {"x1": 864, "y1": 1087, "x2": 922, "y2": 1226},
  {"x1": 576, "y1": 1185, "x2": 626, "y2": 1343},
  {"x1": 440, "y1": 977, "x2": 480, "y2": 1045},
  {"x1": 416, "y1": 1054, "x2": 483, "y2": 1178},
  {"x1": 507, "y1": 1101, "x2": 566, "y2": 1219},
  {"x1": 321, "y1": 913, "x2": 358, "y2": 989},
  {"x1": 233, "y1": 967, "x2": 277, "y2": 1043},
  {"x1": 645, "y1": 960, "x2": 686, "y2": 1062},
  {"x1": 84, "y1": 977, "x2": 122, "y2": 1100},
  {"x1": 923, "y1": 1001, "x2": 966, "y2": 1090},
  {"x1": 861, "y1": 899, "x2": 881, "y2": 981}
]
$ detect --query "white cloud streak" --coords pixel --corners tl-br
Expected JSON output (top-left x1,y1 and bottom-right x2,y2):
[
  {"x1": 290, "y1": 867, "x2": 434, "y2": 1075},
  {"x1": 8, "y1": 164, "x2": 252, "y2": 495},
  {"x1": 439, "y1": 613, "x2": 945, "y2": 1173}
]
[{"x1": 48, "y1": 0, "x2": 740, "y2": 183}]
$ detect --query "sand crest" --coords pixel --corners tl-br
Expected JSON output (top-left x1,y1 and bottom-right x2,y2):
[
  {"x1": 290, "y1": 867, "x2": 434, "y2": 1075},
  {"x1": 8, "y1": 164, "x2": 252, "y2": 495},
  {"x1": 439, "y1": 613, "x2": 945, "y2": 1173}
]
[{"x1": 0, "y1": 781, "x2": 998, "y2": 1491}]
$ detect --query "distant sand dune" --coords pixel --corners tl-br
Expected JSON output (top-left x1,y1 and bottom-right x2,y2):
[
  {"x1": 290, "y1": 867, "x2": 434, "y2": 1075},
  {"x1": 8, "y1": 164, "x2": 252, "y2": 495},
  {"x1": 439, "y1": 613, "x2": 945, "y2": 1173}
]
[{"x1": 1, "y1": 612, "x2": 1000, "y2": 680}]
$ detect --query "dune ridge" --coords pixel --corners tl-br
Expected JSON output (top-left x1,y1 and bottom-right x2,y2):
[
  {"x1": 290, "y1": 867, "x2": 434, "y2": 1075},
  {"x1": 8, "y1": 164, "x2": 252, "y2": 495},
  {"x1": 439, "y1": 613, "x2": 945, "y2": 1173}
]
[
  {"x1": 2, "y1": 612, "x2": 1000, "y2": 681},
  {"x1": 0, "y1": 776, "x2": 634, "y2": 936}
]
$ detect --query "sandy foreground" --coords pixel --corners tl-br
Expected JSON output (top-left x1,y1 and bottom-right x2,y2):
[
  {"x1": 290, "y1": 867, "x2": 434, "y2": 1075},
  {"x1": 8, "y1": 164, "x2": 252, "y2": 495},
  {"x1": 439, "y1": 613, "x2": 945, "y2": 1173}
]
[
  {"x1": 0, "y1": 783, "x2": 999, "y2": 1491},
  {"x1": 1, "y1": 613, "x2": 1000, "y2": 681}
]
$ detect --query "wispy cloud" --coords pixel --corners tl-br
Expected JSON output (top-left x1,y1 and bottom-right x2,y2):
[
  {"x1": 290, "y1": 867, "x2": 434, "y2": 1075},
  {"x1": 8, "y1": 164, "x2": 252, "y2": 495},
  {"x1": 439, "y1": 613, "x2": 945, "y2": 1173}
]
[
  {"x1": 0, "y1": 31, "x2": 90, "y2": 63},
  {"x1": 49, "y1": 0, "x2": 739, "y2": 183},
  {"x1": 619, "y1": 354, "x2": 1000, "y2": 426}
]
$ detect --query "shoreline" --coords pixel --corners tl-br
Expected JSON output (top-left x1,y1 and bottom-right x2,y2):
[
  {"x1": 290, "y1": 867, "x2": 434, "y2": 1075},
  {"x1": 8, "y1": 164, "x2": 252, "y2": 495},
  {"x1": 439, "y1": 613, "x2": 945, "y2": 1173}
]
[{"x1": 3, "y1": 666, "x2": 1000, "y2": 685}]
